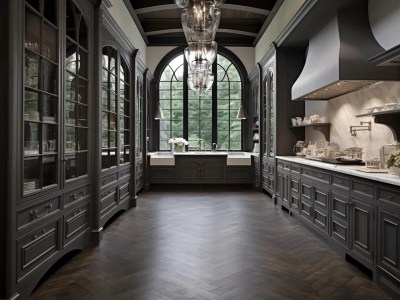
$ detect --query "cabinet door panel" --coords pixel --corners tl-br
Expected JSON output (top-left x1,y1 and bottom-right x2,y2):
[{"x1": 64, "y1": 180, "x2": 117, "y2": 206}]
[
  {"x1": 378, "y1": 207, "x2": 400, "y2": 278},
  {"x1": 314, "y1": 207, "x2": 329, "y2": 235},
  {"x1": 202, "y1": 166, "x2": 224, "y2": 183},
  {"x1": 351, "y1": 198, "x2": 374, "y2": 263}
]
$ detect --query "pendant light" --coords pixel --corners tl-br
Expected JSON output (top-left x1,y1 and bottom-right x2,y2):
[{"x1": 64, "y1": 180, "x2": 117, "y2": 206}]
[
  {"x1": 154, "y1": 102, "x2": 164, "y2": 120},
  {"x1": 236, "y1": 103, "x2": 247, "y2": 120}
]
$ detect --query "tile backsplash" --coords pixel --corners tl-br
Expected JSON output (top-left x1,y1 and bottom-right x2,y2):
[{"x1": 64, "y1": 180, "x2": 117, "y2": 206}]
[{"x1": 305, "y1": 82, "x2": 400, "y2": 161}]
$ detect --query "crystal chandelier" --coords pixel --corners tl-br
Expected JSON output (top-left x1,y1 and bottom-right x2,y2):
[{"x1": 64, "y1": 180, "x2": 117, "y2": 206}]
[{"x1": 175, "y1": 0, "x2": 225, "y2": 93}]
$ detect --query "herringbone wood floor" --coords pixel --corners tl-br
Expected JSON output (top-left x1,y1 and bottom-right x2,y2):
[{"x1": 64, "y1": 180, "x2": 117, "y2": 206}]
[{"x1": 29, "y1": 186, "x2": 392, "y2": 300}]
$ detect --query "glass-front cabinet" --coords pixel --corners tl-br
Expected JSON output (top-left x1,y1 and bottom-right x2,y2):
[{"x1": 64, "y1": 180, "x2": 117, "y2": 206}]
[
  {"x1": 135, "y1": 59, "x2": 146, "y2": 193},
  {"x1": 24, "y1": 0, "x2": 59, "y2": 195},
  {"x1": 65, "y1": 1, "x2": 89, "y2": 180},
  {"x1": 261, "y1": 56, "x2": 275, "y2": 196},
  {"x1": 101, "y1": 46, "x2": 131, "y2": 169}
]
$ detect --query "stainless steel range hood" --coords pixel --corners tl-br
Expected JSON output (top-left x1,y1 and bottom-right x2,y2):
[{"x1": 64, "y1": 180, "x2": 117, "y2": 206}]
[{"x1": 291, "y1": 2, "x2": 400, "y2": 101}]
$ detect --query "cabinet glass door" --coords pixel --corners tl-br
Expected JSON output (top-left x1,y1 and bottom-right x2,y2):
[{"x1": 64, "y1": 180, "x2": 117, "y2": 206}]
[
  {"x1": 102, "y1": 47, "x2": 118, "y2": 169},
  {"x1": 265, "y1": 68, "x2": 274, "y2": 158},
  {"x1": 119, "y1": 59, "x2": 130, "y2": 165},
  {"x1": 135, "y1": 74, "x2": 143, "y2": 159},
  {"x1": 24, "y1": 0, "x2": 58, "y2": 195},
  {"x1": 65, "y1": 0, "x2": 89, "y2": 180}
]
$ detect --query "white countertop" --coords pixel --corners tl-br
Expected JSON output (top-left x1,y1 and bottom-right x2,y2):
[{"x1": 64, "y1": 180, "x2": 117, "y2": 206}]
[{"x1": 276, "y1": 156, "x2": 400, "y2": 187}]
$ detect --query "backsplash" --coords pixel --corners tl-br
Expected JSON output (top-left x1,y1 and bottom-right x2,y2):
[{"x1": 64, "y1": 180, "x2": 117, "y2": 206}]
[{"x1": 305, "y1": 82, "x2": 400, "y2": 161}]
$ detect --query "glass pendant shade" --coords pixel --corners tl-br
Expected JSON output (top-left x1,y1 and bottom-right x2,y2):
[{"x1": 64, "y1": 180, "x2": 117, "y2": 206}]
[
  {"x1": 176, "y1": 0, "x2": 224, "y2": 8},
  {"x1": 182, "y1": 7, "x2": 220, "y2": 42},
  {"x1": 174, "y1": 0, "x2": 189, "y2": 8},
  {"x1": 184, "y1": 41, "x2": 217, "y2": 71},
  {"x1": 188, "y1": 70, "x2": 214, "y2": 93},
  {"x1": 236, "y1": 103, "x2": 247, "y2": 119},
  {"x1": 154, "y1": 102, "x2": 164, "y2": 120}
]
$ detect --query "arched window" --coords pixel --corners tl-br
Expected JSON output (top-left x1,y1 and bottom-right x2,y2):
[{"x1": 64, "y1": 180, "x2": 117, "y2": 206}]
[{"x1": 157, "y1": 50, "x2": 244, "y2": 151}]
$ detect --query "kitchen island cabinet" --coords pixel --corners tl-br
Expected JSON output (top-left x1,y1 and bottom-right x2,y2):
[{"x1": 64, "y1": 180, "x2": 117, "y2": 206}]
[
  {"x1": 148, "y1": 153, "x2": 252, "y2": 185},
  {"x1": 276, "y1": 156, "x2": 400, "y2": 299}
]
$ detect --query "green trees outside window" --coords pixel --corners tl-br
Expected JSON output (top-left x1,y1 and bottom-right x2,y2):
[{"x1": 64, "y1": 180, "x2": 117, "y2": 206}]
[{"x1": 158, "y1": 53, "x2": 243, "y2": 151}]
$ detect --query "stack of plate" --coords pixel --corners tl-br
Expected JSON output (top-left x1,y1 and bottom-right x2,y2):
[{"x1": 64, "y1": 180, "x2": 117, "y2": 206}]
[{"x1": 24, "y1": 179, "x2": 37, "y2": 192}]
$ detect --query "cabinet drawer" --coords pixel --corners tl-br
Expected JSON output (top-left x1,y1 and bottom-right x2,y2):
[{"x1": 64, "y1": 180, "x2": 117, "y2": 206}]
[
  {"x1": 100, "y1": 188, "x2": 117, "y2": 216},
  {"x1": 302, "y1": 167, "x2": 329, "y2": 183},
  {"x1": 17, "y1": 196, "x2": 61, "y2": 231},
  {"x1": 290, "y1": 177, "x2": 300, "y2": 193},
  {"x1": 290, "y1": 193, "x2": 300, "y2": 213},
  {"x1": 352, "y1": 180, "x2": 374, "y2": 198},
  {"x1": 63, "y1": 203, "x2": 89, "y2": 246},
  {"x1": 118, "y1": 167, "x2": 131, "y2": 180},
  {"x1": 332, "y1": 175, "x2": 350, "y2": 191},
  {"x1": 64, "y1": 184, "x2": 91, "y2": 207},
  {"x1": 17, "y1": 219, "x2": 60, "y2": 280},
  {"x1": 283, "y1": 162, "x2": 290, "y2": 171},
  {"x1": 100, "y1": 173, "x2": 117, "y2": 187},
  {"x1": 300, "y1": 182, "x2": 312, "y2": 202},
  {"x1": 291, "y1": 164, "x2": 301, "y2": 174},
  {"x1": 268, "y1": 163, "x2": 275, "y2": 175},
  {"x1": 331, "y1": 217, "x2": 349, "y2": 248},
  {"x1": 378, "y1": 186, "x2": 400, "y2": 206},
  {"x1": 150, "y1": 167, "x2": 175, "y2": 183},
  {"x1": 120, "y1": 181, "x2": 130, "y2": 200},
  {"x1": 300, "y1": 199, "x2": 312, "y2": 221},
  {"x1": 314, "y1": 188, "x2": 329, "y2": 210},
  {"x1": 225, "y1": 167, "x2": 251, "y2": 183},
  {"x1": 314, "y1": 208, "x2": 329, "y2": 234},
  {"x1": 332, "y1": 191, "x2": 349, "y2": 222}
]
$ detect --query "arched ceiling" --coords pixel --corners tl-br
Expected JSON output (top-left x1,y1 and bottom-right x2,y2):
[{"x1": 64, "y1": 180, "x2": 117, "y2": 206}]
[{"x1": 127, "y1": 0, "x2": 281, "y2": 46}]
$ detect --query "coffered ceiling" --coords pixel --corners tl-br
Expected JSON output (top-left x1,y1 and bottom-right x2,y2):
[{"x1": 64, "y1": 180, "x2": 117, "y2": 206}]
[{"x1": 127, "y1": 0, "x2": 281, "y2": 46}]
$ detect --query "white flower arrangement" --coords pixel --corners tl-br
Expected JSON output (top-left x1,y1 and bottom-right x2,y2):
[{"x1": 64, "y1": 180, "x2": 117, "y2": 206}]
[{"x1": 168, "y1": 138, "x2": 189, "y2": 146}]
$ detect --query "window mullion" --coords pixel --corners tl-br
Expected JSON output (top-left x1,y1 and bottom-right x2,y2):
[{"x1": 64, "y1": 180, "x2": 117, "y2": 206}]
[
  {"x1": 212, "y1": 60, "x2": 217, "y2": 145},
  {"x1": 183, "y1": 58, "x2": 188, "y2": 141}
]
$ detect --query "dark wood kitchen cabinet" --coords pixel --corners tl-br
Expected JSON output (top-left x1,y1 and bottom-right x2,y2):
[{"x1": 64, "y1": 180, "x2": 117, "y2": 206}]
[
  {"x1": 0, "y1": 1, "x2": 142, "y2": 298},
  {"x1": 134, "y1": 57, "x2": 146, "y2": 194},
  {"x1": 2, "y1": 0, "x2": 99, "y2": 299},
  {"x1": 175, "y1": 156, "x2": 225, "y2": 183},
  {"x1": 258, "y1": 48, "x2": 305, "y2": 199},
  {"x1": 275, "y1": 158, "x2": 400, "y2": 299}
]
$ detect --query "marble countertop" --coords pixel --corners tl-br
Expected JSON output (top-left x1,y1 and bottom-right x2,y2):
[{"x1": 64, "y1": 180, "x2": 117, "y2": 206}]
[{"x1": 276, "y1": 156, "x2": 400, "y2": 187}]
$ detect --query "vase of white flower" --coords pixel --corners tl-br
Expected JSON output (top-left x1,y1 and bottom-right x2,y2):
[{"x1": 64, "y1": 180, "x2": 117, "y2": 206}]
[
  {"x1": 168, "y1": 138, "x2": 189, "y2": 153},
  {"x1": 386, "y1": 150, "x2": 400, "y2": 176}
]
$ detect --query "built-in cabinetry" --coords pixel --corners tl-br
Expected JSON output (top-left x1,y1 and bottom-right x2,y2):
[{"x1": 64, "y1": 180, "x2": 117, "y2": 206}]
[
  {"x1": 259, "y1": 49, "x2": 305, "y2": 198},
  {"x1": 99, "y1": 26, "x2": 136, "y2": 229},
  {"x1": 0, "y1": 1, "x2": 145, "y2": 298},
  {"x1": 276, "y1": 157, "x2": 400, "y2": 298},
  {"x1": 149, "y1": 155, "x2": 252, "y2": 185},
  {"x1": 134, "y1": 57, "x2": 146, "y2": 194},
  {"x1": 5, "y1": 1, "x2": 98, "y2": 299},
  {"x1": 248, "y1": 65, "x2": 261, "y2": 190}
]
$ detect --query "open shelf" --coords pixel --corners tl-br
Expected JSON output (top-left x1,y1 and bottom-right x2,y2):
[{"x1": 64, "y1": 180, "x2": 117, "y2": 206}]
[
  {"x1": 290, "y1": 122, "x2": 331, "y2": 128},
  {"x1": 357, "y1": 109, "x2": 400, "y2": 142},
  {"x1": 290, "y1": 123, "x2": 331, "y2": 141}
]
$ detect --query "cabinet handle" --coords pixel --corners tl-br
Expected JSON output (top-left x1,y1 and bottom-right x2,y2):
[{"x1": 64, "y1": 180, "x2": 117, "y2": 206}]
[
  {"x1": 337, "y1": 180, "x2": 344, "y2": 184},
  {"x1": 317, "y1": 224, "x2": 324, "y2": 229},
  {"x1": 73, "y1": 209, "x2": 82, "y2": 216},
  {"x1": 30, "y1": 204, "x2": 53, "y2": 219},
  {"x1": 388, "y1": 195, "x2": 394, "y2": 200},
  {"x1": 71, "y1": 191, "x2": 85, "y2": 201}
]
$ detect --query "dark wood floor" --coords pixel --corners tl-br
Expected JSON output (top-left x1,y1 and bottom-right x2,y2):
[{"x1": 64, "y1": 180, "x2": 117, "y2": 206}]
[{"x1": 29, "y1": 186, "x2": 392, "y2": 300}]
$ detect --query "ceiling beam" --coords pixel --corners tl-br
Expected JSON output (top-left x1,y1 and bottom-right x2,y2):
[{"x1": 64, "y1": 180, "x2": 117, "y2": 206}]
[
  {"x1": 145, "y1": 28, "x2": 258, "y2": 37},
  {"x1": 142, "y1": 19, "x2": 262, "y2": 33},
  {"x1": 135, "y1": 4, "x2": 270, "y2": 16}
]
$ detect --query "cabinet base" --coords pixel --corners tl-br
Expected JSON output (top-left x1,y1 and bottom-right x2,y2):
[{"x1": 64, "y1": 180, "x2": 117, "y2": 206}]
[{"x1": 91, "y1": 227, "x2": 103, "y2": 243}]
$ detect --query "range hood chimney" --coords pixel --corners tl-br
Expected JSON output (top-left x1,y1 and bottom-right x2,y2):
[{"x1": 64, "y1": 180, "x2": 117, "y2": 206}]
[{"x1": 291, "y1": 2, "x2": 400, "y2": 101}]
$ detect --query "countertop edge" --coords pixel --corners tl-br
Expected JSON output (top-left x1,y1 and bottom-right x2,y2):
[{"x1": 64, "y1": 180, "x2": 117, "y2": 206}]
[{"x1": 276, "y1": 156, "x2": 400, "y2": 187}]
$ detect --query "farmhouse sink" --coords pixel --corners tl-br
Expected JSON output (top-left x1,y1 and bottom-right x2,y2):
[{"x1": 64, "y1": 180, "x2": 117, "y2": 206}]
[
  {"x1": 149, "y1": 152, "x2": 175, "y2": 166},
  {"x1": 226, "y1": 152, "x2": 251, "y2": 165},
  {"x1": 148, "y1": 151, "x2": 252, "y2": 166}
]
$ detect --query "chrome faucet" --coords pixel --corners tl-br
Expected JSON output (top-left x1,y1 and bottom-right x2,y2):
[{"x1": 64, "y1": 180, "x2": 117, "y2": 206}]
[
  {"x1": 198, "y1": 140, "x2": 205, "y2": 151},
  {"x1": 212, "y1": 143, "x2": 218, "y2": 152}
]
